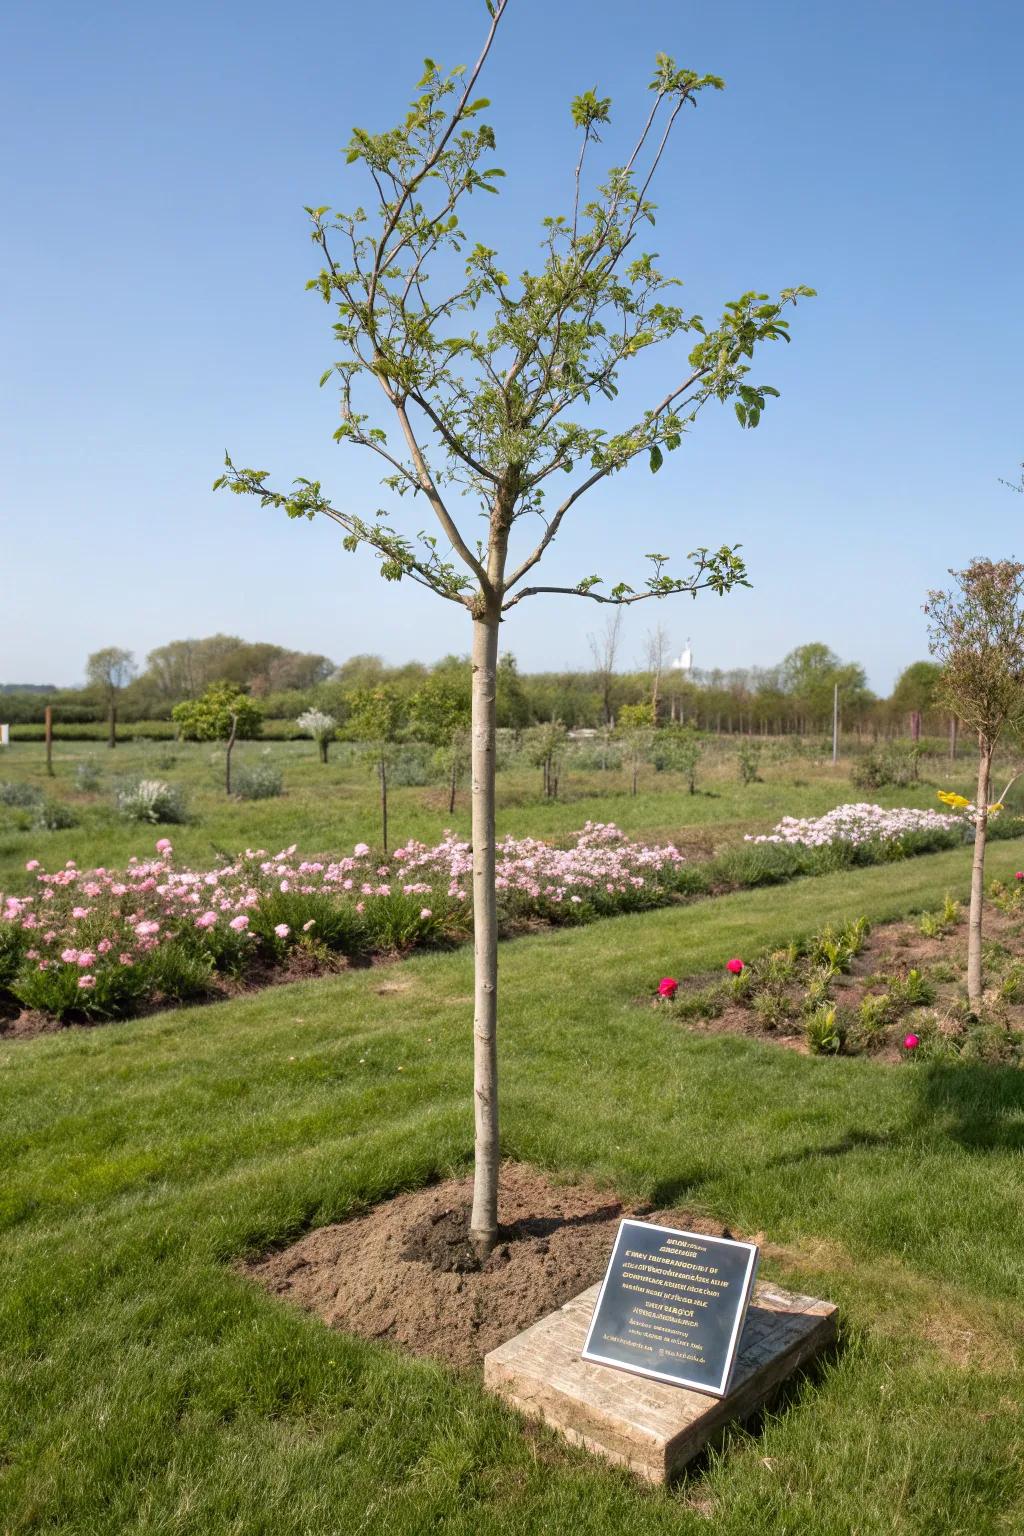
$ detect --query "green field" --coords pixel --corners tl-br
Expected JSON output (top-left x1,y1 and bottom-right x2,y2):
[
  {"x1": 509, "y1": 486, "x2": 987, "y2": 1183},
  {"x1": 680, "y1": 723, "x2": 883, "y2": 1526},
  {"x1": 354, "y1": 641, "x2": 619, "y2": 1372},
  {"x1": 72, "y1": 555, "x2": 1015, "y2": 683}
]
[
  {"x1": 0, "y1": 734, "x2": 994, "y2": 892},
  {"x1": 3, "y1": 840, "x2": 1024, "y2": 1534}
]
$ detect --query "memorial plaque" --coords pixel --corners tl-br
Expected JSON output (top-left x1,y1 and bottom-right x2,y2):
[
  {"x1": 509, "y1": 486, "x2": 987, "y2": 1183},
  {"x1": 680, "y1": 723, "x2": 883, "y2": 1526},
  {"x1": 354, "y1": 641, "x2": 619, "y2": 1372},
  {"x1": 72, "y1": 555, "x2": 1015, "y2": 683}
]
[{"x1": 581, "y1": 1219, "x2": 758, "y2": 1396}]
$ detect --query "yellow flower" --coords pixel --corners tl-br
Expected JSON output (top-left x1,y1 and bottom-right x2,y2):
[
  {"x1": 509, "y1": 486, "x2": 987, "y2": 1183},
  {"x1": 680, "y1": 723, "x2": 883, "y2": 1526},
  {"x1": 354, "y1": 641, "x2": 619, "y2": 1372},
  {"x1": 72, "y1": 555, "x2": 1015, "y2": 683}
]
[
  {"x1": 988, "y1": 802, "x2": 1004, "y2": 814},
  {"x1": 937, "y1": 791, "x2": 970, "y2": 810}
]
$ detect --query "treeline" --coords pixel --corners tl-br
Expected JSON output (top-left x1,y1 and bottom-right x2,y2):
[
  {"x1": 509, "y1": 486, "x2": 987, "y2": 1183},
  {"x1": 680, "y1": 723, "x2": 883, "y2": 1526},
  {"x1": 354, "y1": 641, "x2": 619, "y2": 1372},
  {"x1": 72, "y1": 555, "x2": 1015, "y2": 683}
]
[{"x1": 1, "y1": 635, "x2": 951, "y2": 739}]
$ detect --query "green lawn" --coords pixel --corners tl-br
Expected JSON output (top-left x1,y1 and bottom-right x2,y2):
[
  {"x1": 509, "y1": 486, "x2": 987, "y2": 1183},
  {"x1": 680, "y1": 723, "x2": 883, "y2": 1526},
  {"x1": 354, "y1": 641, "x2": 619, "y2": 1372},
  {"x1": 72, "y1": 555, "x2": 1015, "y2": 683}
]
[
  {"x1": 3, "y1": 840, "x2": 1023, "y2": 1533},
  {"x1": 0, "y1": 735, "x2": 993, "y2": 893}
]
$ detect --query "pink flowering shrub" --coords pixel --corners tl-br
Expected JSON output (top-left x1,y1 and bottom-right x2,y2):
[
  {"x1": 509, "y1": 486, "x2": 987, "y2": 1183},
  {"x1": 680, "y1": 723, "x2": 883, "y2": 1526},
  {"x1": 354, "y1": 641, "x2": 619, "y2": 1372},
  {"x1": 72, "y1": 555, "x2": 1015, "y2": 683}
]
[{"x1": 0, "y1": 823, "x2": 690, "y2": 1023}]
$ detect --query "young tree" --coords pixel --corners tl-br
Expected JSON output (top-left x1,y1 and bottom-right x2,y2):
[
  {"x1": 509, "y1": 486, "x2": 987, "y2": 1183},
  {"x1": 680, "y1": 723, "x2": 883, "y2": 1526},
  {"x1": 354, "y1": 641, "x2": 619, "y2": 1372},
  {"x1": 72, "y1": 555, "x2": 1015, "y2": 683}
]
[
  {"x1": 85, "y1": 647, "x2": 136, "y2": 748},
  {"x1": 216, "y1": 2, "x2": 813, "y2": 1255},
  {"x1": 926, "y1": 560, "x2": 1024, "y2": 1008},
  {"x1": 348, "y1": 685, "x2": 405, "y2": 850},
  {"x1": 617, "y1": 702, "x2": 654, "y2": 795},
  {"x1": 172, "y1": 682, "x2": 263, "y2": 796},
  {"x1": 644, "y1": 621, "x2": 671, "y2": 723},
  {"x1": 588, "y1": 610, "x2": 624, "y2": 727},
  {"x1": 409, "y1": 677, "x2": 471, "y2": 811},
  {"x1": 297, "y1": 707, "x2": 338, "y2": 764}
]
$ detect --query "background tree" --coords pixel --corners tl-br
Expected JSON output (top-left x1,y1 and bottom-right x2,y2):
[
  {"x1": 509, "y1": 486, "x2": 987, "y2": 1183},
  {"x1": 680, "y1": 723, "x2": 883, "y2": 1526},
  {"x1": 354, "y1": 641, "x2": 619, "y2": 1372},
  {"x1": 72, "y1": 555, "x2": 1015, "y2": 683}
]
[
  {"x1": 297, "y1": 707, "x2": 337, "y2": 764},
  {"x1": 926, "y1": 559, "x2": 1024, "y2": 1008},
  {"x1": 617, "y1": 701, "x2": 654, "y2": 795},
  {"x1": 410, "y1": 676, "x2": 471, "y2": 811},
  {"x1": 526, "y1": 720, "x2": 568, "y2": 799},
  {"x1": 644, "y1": 621, "x2": 671, "y2": 722},
  {"x1": 216, "y1": 1, "x2": 813, "y2": 1255},
  {"x1": 347, "y1": 685, "x2": 405, "y2": 850},
  {"x1": 588, "y1": 610, "x2": 624, "y2": 727},
  {"x1": 85, "y1": 647, "x2": 136, "y2": 748},
  {"x1": 172, "y1": 681, "x2": 263, "y2": 795}
]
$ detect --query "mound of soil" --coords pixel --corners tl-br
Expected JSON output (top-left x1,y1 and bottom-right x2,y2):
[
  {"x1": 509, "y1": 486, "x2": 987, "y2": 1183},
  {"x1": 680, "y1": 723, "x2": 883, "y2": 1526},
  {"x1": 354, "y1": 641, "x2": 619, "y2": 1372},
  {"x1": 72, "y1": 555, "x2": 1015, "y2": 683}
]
[{"x1": 243, "y1": 1163, "x2": 728, "y2": 1370}]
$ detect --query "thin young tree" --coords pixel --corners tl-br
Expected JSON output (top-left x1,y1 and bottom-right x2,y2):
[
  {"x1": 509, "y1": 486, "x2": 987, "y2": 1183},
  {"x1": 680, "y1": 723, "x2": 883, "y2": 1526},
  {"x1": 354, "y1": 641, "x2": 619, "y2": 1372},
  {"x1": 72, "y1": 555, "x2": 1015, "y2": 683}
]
[
  {"x1": 409, "y1": 676, "x2": 471, "y2": 811},
  {"x1": 926, "y1": 559, "x2": 1024, "y2": 1009},
  {"x1": 588, "y1": 609, "x2": 624, "y2": 728},
  {"x1": 644, "y1": 621, "x2": 671, "y2": 723},
  {"x1": 85, "y1": 647, "x2": 136, "y2": 748},
  {"x1": 348, "y1": 685, "x2": 405, "y2": 851},
  {"x1": 216, "y1": 1, "x2": 813, "y2": 1256}
]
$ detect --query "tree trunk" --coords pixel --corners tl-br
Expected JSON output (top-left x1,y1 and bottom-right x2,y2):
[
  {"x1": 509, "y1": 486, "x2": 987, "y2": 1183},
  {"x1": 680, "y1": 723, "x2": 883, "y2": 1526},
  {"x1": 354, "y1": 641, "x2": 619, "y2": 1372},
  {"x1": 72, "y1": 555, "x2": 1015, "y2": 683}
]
[
  {"x1": 45, "y1": 705, "x2": 54, "y2": 777},
  {"x1": 470, "y1": 612, "x2": 500, "y2": 1258},
  {"x1": 319, "y1": 737, "x2": 329, "y2": 764},
  {"x1": 967, "y1": 744, "x2": 991, "y2": 1010},
  {"x1": 225, "y1": 713, "x2": 238, "y2": 796},
  {"x1": 380, "y1": 754, "x2": 389, "y2": 852},
  {"x1": 108, "y1": 701, "x2": 117, "y2": 749}
]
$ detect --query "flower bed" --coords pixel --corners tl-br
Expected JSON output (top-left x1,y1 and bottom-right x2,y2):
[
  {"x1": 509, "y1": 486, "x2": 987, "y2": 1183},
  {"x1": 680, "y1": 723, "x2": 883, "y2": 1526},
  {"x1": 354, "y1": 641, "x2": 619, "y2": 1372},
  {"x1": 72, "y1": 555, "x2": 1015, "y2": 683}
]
[
  {"x1": 0, "y1": 824, "x2": 689, "y2": 1023},
  {"x1": 744, "y1": 802, "x2": 964, "y2": 849}
]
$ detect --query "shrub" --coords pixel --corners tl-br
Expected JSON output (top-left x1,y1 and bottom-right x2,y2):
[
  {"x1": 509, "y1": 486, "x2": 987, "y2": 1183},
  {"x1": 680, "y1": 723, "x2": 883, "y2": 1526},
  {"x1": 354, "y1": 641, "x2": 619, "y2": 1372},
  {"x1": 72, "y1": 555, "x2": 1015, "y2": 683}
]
[
  {"x1": 857, "y1": 993, "x2": 894, "y2": 1038},
  {"x1": 850, "y1": 744, "x2": 921, "y2": 790},
  {"x1": 233, "y1": 759, "x2": 285, "y2": 800},
  {"x1": 116, "y1": 779, "x2": 189, "y2": 824},
  {"x1": 361, "y1": 891, "x2": 463, "y2": 951},
  {"x1": 34, "y1": 798, "x2": 80, "y2": 831},
  {"x1": 0, "y1": 924, "x2": 26, "y2": 998},
  {"x1": 386, "y1": 746, "x2": 435, "y2": 787},
  {"x1": 13, "y1": 957, "x2": 149, "y2": 1021},
  {"x1": 737, "y1": 741, "x2": 762, "y2": 785},
  {"x1": 173, "y1": 682, "x2": 263, "y2": 742},
  {"x1": 74, "y1": 760, "x2": 103, "y2": 792},
  {"x1": 751, "y1": 987, "x2": 793, "y2": 1029},
  {"x1": 143, "y1": 939, "x2": 215, "y2": 1003},
  {"x1": 888, "y1": 967, "x2": 935, "y2": 1011},
  {"x1": 0, "y1": 781, "x2": 42, "y2": 808},
  {"x1": 251, "y1": 890, "x2": 371, "y2": 962}
]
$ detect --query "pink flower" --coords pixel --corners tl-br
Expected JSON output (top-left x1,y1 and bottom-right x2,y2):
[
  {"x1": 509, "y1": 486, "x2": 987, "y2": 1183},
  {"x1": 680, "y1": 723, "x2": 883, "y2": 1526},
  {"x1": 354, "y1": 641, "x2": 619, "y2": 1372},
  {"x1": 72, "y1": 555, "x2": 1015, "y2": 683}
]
[
  {"x1": 726, "y1": 958, "x2": 745, "y2": 975},
  {"x1": 77, "y1": 975, "x2": 96, "y2": 990},
  {"x1": 1016, "y1": 872, "x2": 1024, "y2": 882},
  {"x1": 25, "y1": 859, "x2": 40, "y2": 871},
  {"x1": 354, "y1": 843, "x2": 370, "y2": 857},
  {"x1": 119, "y1": 954, "x2": 134, "y2": 966},
  {"x1": 134, "y1": 920, "x2": 160, "y2": 937},
  {"x1": 657, "y1": 977, "x2": 679, "y2": 999},
  {"x1": 155, "y1": 838, "x2": 173, "y2": 854},
  {"x1": 97, "y1": 939, "x2": 112, "y2": 954},
  {"x1": 72, "y1": 907, "x2": 90, "y2": 920},
  {"x1": 274, "y1": 923, "x2": 290, "y2": 938},
  {"x1": 229, "y1": 915, "x2": 249, "y2": 931},
  {"x1": 77, "y1": 951, "x2": 96, "y2": 968},
  {"x1": 60, "y1": 948, "x2": 79, "y2": 964},
  {"x1": 195, "y1": 911, "x2": 218, "y2": 929},
  {"x1": 903, "y1": 1033, "x2": 919, "y2": 1051},
  {"x1": 302, "y1": 919, "x2": 316, "y2": 932},
  {"x1": 419, "y1": 908, "x2": 432, "y2": 920}
]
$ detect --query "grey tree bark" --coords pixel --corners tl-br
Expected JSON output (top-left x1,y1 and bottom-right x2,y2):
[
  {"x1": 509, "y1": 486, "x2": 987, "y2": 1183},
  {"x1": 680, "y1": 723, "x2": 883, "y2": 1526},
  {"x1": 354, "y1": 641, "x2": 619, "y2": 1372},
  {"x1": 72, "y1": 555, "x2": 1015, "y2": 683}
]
[
  {"x1": 469, "y1": 609, "x2": 500, "y2": 1256},
  {"x1": 966, "y1": 743, "x2": 991, "y2": 1010}
]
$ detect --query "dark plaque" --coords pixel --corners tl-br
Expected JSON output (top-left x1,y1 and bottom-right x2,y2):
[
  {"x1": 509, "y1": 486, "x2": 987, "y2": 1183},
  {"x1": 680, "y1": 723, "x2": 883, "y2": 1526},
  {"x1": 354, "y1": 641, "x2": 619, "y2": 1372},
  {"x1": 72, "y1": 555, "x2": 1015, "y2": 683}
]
[{"x1": 581, "y1": 1220, "x2": 759, "y2": 1396}]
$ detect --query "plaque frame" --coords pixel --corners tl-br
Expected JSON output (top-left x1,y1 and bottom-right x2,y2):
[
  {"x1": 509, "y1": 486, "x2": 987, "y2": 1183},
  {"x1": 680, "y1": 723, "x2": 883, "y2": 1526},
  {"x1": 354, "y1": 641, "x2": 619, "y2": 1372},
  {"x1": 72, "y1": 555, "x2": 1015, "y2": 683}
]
[{"x1": 581, "y1": 1218, "x2": 760, "y2": 1397}]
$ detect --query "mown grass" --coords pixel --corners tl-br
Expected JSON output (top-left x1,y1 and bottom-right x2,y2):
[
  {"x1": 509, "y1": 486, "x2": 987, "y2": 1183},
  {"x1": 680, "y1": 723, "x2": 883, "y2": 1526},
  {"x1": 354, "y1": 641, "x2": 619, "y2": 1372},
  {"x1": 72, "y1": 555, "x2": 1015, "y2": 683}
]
[
  {"x1": 0, "y1": 735, "x2": 999, "y2": 894},
  {"x1": 3, "y1": 840, "x2": 1024, "y2": 1533}
]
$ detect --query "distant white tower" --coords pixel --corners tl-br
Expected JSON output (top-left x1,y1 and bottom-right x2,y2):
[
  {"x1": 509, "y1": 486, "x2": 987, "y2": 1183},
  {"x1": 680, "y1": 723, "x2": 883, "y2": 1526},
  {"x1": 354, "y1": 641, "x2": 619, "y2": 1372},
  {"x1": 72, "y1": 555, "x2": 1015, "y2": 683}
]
[{"x1": 671, "y1": 639, "x2": 693, "y2": 672}]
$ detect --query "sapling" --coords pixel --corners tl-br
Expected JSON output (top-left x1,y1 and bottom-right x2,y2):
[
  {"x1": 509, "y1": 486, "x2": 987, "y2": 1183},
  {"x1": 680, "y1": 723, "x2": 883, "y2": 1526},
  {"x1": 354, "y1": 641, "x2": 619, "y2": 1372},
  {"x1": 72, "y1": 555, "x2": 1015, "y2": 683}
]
[{"x1": 216, "y1": 1, "x2": 813, "y2": 1254}]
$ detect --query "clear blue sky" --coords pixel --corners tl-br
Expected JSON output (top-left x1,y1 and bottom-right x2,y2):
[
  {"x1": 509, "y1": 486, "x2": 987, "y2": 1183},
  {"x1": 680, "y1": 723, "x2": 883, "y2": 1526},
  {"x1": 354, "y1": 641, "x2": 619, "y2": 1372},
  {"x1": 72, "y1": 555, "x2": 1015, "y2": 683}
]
[{"x1": 2, "y1": 0, "x2": 1021, "y2": 691}]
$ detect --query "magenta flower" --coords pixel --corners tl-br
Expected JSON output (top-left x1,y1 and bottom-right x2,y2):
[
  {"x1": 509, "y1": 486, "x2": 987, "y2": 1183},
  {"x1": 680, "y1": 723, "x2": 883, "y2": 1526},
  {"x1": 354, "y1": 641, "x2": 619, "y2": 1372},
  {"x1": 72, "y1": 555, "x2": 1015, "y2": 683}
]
[
  {"x1": 903, "y1": 1033, "x2": 919, "y2": 1051},
  {"x1": 1016, "y1": 872, "x2": 1024, "y2": 882},
  {"x1": 726, "y1": 958, "x2": 745, "y2": 975},
  {"x1": 657, "y1": 977, "x2": 679, "y2": 999}
]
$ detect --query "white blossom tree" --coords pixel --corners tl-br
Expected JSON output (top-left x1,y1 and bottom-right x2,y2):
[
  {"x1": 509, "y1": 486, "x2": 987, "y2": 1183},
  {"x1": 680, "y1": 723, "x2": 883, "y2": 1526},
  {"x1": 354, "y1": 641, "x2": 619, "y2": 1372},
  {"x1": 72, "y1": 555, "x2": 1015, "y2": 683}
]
[{"x1": 217, "y1": 0, "x2": 813, "y2": 1256}]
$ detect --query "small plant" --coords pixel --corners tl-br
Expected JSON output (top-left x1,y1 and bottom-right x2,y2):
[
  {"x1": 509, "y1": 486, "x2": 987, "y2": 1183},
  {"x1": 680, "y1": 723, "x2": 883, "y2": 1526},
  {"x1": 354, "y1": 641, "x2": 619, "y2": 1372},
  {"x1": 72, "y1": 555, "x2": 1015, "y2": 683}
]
[
  {"x1": 233, "y1": 758, "x2": 285, "y2": 800},
  {"x1": 116, "y1": 779, "x2": 189, "y2": 824},
  {"x1": 918, "y1": 910, "x2": 943, "y2": 938},
  {"x1": 857, "y1": 992, "x2": 893, "y2": 1039},
  {"x1": 74, "y1": 760, "x2": 103, "y2": 792},
  {"x1": 361, "y1": 892, "x2": 462, "y2": 952},
  {"x1": 251, "y1": 890, "x2": 371, "y2": 962},
  {"x1": 803, "y1": 965, "x2": 834, "y2": 1009},
  {"x1": 0, "y1": 781, "x2": 42, "y2": 808},
  {"x1": 998, "y1": 963, "x2": 1024, "y2": 1004},
  {"x1": 751, "y1": 986, "x2": 793, "y2": 1030},
  {"x1": 34, "y1": 798, "x2": 79, "y2": 831},
  {"x1": 144, "y1": 939, "x2": 215, "y2": 1003},
  {"x1": 752, "y1": 945, "x2": 799, "y2": 986},
  {"x1": 887, "y1": 967, "x2": 935, "y2": 1011},
  {"x1": 805, "y1": 1002, "x2": 844, "y2": 1054},
  {"x1": 670, "y1": 984, "x2": 728, "y2": 1021},
  {"x1": 941, "y1": 891, "x2": 961, "y2": 926},
  {"x1": 737, "y1": 741, "x2": 762, "y2": 785}
]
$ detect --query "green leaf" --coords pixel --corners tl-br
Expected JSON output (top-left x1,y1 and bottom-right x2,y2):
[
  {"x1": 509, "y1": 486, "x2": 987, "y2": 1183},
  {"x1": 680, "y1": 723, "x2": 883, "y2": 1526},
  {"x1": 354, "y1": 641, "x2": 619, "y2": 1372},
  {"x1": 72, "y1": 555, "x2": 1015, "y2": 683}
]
[{"x1": 649, "y1": 444, "x2": 663, "y2": 473}]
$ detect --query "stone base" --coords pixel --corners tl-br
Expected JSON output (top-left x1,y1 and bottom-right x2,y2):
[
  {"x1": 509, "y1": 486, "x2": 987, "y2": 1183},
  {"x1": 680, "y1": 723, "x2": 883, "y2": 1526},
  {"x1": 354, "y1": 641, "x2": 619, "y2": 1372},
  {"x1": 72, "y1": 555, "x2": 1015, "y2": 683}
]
[{"x1": 484, "y1": 1279, "x2": 837, "y2": 1484}]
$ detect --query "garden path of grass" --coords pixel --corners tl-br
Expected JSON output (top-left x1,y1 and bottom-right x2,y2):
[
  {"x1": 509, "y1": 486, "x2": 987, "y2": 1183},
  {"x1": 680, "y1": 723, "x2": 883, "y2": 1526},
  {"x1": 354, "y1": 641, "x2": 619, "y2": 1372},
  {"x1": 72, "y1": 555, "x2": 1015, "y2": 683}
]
[{"x1": 3, "y1": 841, "x2": 1024, "y2": 1534}]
